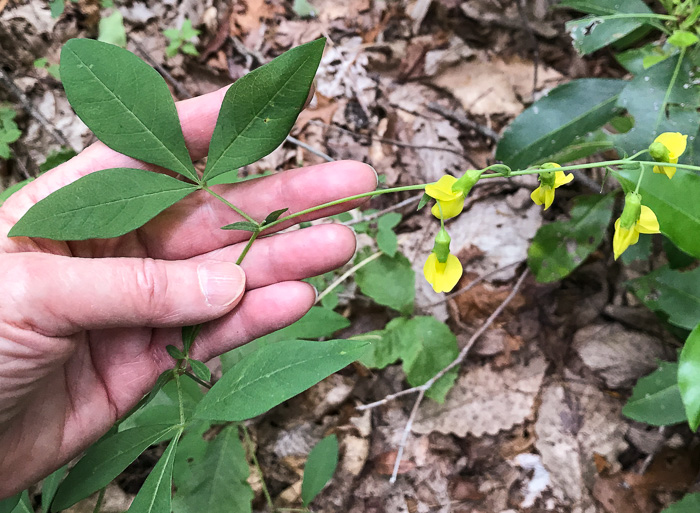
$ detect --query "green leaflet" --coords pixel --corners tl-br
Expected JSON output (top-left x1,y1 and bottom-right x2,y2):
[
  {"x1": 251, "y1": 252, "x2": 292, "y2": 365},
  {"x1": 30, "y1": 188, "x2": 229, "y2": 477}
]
[
  {"x1": 52, "y1": 424, "x2": 177, "y2": 511},
  {"x1": 61, "y1": 39, "x2": 198, "y2": 182},
  {"x1": 662, "y1": 493, "x2": 700, "y2": 513},
  {"x1": 528, "y1": 194, "x2": 615, "y2": 283},
  {"x1": 561, "y1": 0, "x2": 655, "y2": 55},
  {"x1": 220, "y1": 306, "x2": 351, "y2": 372},
  {"x1": 355, "y1": 253, "x2": 415, "y2": 315},
  {"x1": 622, "y1": 361, "x2": 686, "y2": 426},
  {"x1": 203, "y1": 38, "x2": 325, "y2": 182},
  {"x1": 616, "y1": 167, "x2": 700, "y2": 259},
  {"x1": 196, "y1": 339, "x2": 368, "y2": 421},
  {"x1": 678, "y1": 324, "x2": 700, "y2": 431},
  {"x1": 627, "y1": 265, "x2": 700, "y2": 331},
  {"x1": 172, "y1": 425, "x2": 253, "y2": 513},
  {"x1": 359, "y1": 316, "x2": 459, "y2": 402},
  {"x1": 302, "y1": 435, "x2": 339, "y2": 506},
  {"x1": 9, "y1": 168, "x2": 198, "y2": 240},
  {"x1": 127, "y1": 430, "x2": 182, "y2": 513},
  {"x1": 495, "y1": 79, "x2": 626, "y2": 169}
]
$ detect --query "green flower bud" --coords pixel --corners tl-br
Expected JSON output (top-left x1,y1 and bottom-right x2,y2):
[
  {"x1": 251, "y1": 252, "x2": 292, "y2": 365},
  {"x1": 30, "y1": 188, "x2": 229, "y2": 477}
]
[
  {"x1": 432, "y1": 228, "x2": 451, "y2": 263},
  {"x1": 540, "y1": 163, "x2": 560, "y2": 170},
  {"x1": 649, "y1": 141, "x2": 670, "y2": 162},
  {"x1": 538, "y1": 170, "x2": 556, "y2": 188},
  {"x1": 487, "y1": 164, "x2": 512, "y2": 176},
  {"x1": 451, "y1": 169, "x2": 483, "y2": 196},
  {"x1": 619, "y1": 192, "x2": 642, "y2": 229}
]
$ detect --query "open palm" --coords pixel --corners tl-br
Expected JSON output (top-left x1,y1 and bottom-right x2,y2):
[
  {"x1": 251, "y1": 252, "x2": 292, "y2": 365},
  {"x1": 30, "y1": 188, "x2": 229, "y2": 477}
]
[{"x1": 0, "y1": 86, "x2": 376, "y2": 498}]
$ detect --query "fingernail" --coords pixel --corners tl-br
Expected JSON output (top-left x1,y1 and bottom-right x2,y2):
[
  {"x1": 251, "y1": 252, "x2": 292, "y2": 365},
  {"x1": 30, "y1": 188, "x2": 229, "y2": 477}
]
[
  {"x1": 311, "y1": 284, "x2": 319, "y2": 302},
  {"x1": 198, "y1": 262, "x2": 246, "y2": 307},
  {"x1": 367, "y1": 164, "x2": 378, "y2": 185}
]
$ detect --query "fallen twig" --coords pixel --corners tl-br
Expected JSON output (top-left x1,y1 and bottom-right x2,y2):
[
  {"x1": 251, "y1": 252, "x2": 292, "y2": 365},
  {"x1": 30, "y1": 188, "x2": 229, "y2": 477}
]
[
  {"x1": 427, "y1": 102, "x2": 500, "y2": 142},
  {"x1": 0, "y1": 67, "x2": 76, "y2": 151},
  {"x1": 514, "y1": 0, "x2": 540, "y2": 101},
  {"x1": 357, "y1": 268, "x2": 530, "y2": 482}
]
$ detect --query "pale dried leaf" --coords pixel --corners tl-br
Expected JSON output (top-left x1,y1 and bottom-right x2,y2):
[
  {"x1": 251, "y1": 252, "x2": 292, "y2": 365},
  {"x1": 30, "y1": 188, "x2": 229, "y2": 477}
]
[{"x1": 412, "y1": 351, "x2": 547, "y2": 437}]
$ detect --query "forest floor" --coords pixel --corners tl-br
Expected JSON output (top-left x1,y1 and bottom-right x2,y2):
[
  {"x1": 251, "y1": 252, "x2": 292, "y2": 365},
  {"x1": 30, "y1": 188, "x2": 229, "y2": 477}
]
[{"x1": 1, "y1": 0, "x2": 698, "y2": 512}]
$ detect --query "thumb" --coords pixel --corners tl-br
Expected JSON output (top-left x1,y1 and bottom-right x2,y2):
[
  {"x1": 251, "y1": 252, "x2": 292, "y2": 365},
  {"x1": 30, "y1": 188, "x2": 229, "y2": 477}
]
[{"x1": 5, "y1": 253, "x2": 246, "y2": 336}]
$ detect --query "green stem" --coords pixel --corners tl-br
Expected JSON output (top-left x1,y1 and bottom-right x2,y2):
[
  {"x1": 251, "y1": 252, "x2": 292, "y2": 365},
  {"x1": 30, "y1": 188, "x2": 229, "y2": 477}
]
[
  {"x1": 236, "y1": 230, "x2": 260, "y2": 265},
  {"x1": 656, "y1": 47, "x2": 686, "y2": 129},
  {"x1": 482, "y1": 160, "x2": 700, "y2": 178},
  {"x1": 635, "y1": 165, "x2": 647, "y2": 194},
  {"x1": 263, "y1": 184, "x2": 427, "y2": 231},
  {"x1": 185, "y1": 370, "x2": 212, "y2": 389},
  {"x1": 203, "y1": 186, "x2": 258, "y2": 224},
  {"x1": 92, "y1": 488, "x2": 106, "y2": 513},
  {"x1": 242, "y1": 425, "x2": 275, "y2": 512},
  {"x1": 174, "y1": 372, "x2": 185, "y2": 425}
]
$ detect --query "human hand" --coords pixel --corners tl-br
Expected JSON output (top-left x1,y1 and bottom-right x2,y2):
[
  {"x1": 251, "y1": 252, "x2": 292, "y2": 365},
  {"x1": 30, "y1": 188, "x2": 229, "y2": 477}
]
[{"x1": 0, "y1": 86, "x2": 376, "y2": 498}]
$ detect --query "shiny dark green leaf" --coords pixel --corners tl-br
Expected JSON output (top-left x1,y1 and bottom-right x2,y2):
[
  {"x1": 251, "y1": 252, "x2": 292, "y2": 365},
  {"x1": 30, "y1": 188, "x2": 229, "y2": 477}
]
[
  {"x1": 220, "y1": 221, "x2": 259, "y2": 232},
  {"x1": 127, "y1": 431, "x2": 182, "y2": 513},
  {"x1": 678, "y1": 324, "x2": 700, "y2": 431},
  {"x1": 622, "y1": 361, "x2": 686, "y2": 426}
]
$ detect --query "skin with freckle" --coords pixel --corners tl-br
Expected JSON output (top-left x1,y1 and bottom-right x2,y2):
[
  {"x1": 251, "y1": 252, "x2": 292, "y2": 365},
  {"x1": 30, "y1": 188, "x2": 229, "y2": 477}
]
[{"x1": 0, "y1": 86, "x2": 377, "y2": 498}]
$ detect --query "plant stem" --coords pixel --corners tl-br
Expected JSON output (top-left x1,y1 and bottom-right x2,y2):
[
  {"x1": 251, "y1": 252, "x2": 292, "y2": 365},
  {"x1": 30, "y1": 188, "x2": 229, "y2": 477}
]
[
  {"x1": 635, "y1": 165, "x2": 647, "y2": 194},
  {"x1": 203, "y1": 186, "x2": 258, "y2": 224},
  {"x1": 236, "y1": 230, "x2": 260, "y2": 265},
  {"x1": 185, "y1": 370, "x2": 212, "y2": 389},
  {"x1": 263, "y1": 184, "x2": 427, "y2": 230},
  {"x1": 241, "y1": 425, "x2": 275, "y2": 512},
  {"x1": 92, "y1": 488, "x2": 106, "y2": 513},
  {"x1": 656, "y1": 47, "x2": 686, "y2": 129},
  {"x1": 175, "y1": 372, "x2": 185, "y2": 425},
  {"x1": 482, "y1": 160, "x2": 700, "y2": 178}
]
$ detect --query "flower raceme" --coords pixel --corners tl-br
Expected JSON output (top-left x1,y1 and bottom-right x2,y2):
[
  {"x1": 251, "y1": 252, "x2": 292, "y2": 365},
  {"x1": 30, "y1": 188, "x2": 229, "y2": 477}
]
[
  {"x1": 612, "y1": 192, "x2": 660, "y2": 260},
  {"x1": 423, "y1": 228, "x2": 463, "y2": 293},
  {"x1": 530, "y1": 163, "x2": 574, "y2": 210},
  {"x1": 649, "y1": 132, "x2": 688, "y2": 179}
]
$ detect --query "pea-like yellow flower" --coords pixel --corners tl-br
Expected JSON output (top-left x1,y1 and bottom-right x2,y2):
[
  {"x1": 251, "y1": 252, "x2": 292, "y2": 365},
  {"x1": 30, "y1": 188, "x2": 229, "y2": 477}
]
[
  {"x1": 612, "y1": 192, "x2": 660, "y2": 260},
  {"x1": 424, "y1": 253, "x2": 463, "y2": 293},
  {"x1": 530, "y1": 163, "x2": 574, "y2": 210},
  {"x1": 425, "y1": 175, "x2": 464, "y2": 219},
  {"x1": 423, "y1": 227, "x2": 463, "y2": 293},
  {"x1": 649, "y1": 132, "x2": 688, "y2": 179}
]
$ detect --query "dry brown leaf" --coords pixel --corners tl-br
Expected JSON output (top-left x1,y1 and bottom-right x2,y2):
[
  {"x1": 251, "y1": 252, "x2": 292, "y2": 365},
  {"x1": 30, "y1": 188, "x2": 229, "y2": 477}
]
[
  {"x1": 535, "y1": 383, "x2": 628, "y2": 509},
  {"x1": 573, "y1": 323, "x2": 667, "y2": 389},
  {"x1": 295, "y1": 93, "x2": 338, "y2": 130},
  {"x1": 412, "y1": 350, "x2": 547, "y2": 437},
  {"x1": 229, "y1": 0, "x2": 283, "y2": 38},
  {"x1": 374, "y1": 450, "x2": 417, "y2": 475}
]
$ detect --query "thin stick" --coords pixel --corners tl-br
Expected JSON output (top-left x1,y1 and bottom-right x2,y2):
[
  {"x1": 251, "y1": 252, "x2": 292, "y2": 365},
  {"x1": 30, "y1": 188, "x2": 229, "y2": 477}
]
[
  {"x1": 316, "y1": 251, "x2": 383, "y2": 304},
  {"x1": 132, "y1": 38, "x2": 194, "y2": 100},
  {"x1": 358, "y1": 268, "x2": 529, "y2": 411},
  {"x1": 241, "y1": 425, "x2": 275, "y2": 511},
  {"x1": 514, "y1": 0, "x2": 539, "y2": 100},
  {"x1": 286, "y1": 134, "x2": 334, "y2": 162},
  {"x1": 426, "y1": 102, "x2": 500, "y2": 142},
  {"x1": 420, "y1": 261, "x2": 521, "y2": 309},
  {"x1": 390, "y1": 388, "x2": 425, "y2": 483},
  {"x1": 344, "y1": 194, "x2": 422, "y2": 226},
  {"x1": 0, "y1": 68, "x2": 76, "y2": 151}
]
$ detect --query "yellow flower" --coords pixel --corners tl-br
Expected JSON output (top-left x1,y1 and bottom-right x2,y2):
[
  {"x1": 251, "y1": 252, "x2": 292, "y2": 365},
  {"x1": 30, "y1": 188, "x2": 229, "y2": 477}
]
[
  {"x1": 650, "y1": 132, "x2": 688, "y2": 179},
  {"x1": 423, "y1": 252, "x2": 463, "y2": 293},
  {"x1": 613, "y1": 192, "x2": 660, "y2": 260},
  {"x1": 530, "y1": 164, "x2": 574, "y2": 210},
  {"x1": 425, "y1": 175, "x2": 464, "y2": 219}
]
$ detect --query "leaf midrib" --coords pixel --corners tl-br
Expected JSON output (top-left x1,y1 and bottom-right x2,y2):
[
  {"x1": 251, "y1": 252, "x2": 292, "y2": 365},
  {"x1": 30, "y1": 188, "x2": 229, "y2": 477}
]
[{"x1": 67, "y1": 47, "x2": 195, "y2": 179}]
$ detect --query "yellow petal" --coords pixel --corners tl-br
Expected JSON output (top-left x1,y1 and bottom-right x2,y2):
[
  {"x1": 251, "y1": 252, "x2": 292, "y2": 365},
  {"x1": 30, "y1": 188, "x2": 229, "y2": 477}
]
[
  {"x1": 543, "y1": 187, "x2": 555, "y2": 210},
  {"x1": 637, "y1": 205, "x2": 660, "y2": 234},
  {"x1": 652, "y1": 164, "x2": 676, "y2": 179},
  {"x1": 431, "y1": 197, "x2": 465, "y2": 219},
  {"x1": 554, "y1": 171, "x2": 574, "y2": 187},
  {"x1": 613, "y1": 218, "x2": 638, "y2": 260},
  {"x1": 654, "y1": 132, "x2": 687, "y2": 160},
  {"x1": 432, "y1": 254, "x2": 463, "y2": 293},
  {"x1": 423, "y1": 253, "x2": 438, "y2": 288},
  {"x1": 530, "y1": 186, "x2": 545, "y2": 206},
  {"x1": 425, "y1": 175, "x2": 460, "y2": 201}
]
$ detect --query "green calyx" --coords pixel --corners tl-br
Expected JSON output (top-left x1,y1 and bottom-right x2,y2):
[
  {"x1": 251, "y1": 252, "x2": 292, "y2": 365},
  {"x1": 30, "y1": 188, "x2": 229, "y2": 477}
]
[
  {"x1": 649, "y1": 141, "x2": 670, "y2": 162},
  {"x1": 433, "y1": 228, "x2": 451, "y2": 263},
  {"x1": 538, "y1": 170, "x2": 556, "y2": 188},
  {"x1": 451, "y1": 169, "x2": 483, "y2": 196},
  {"x1": 619, "y1": 192, "x2": 642, "y2": 229}
]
